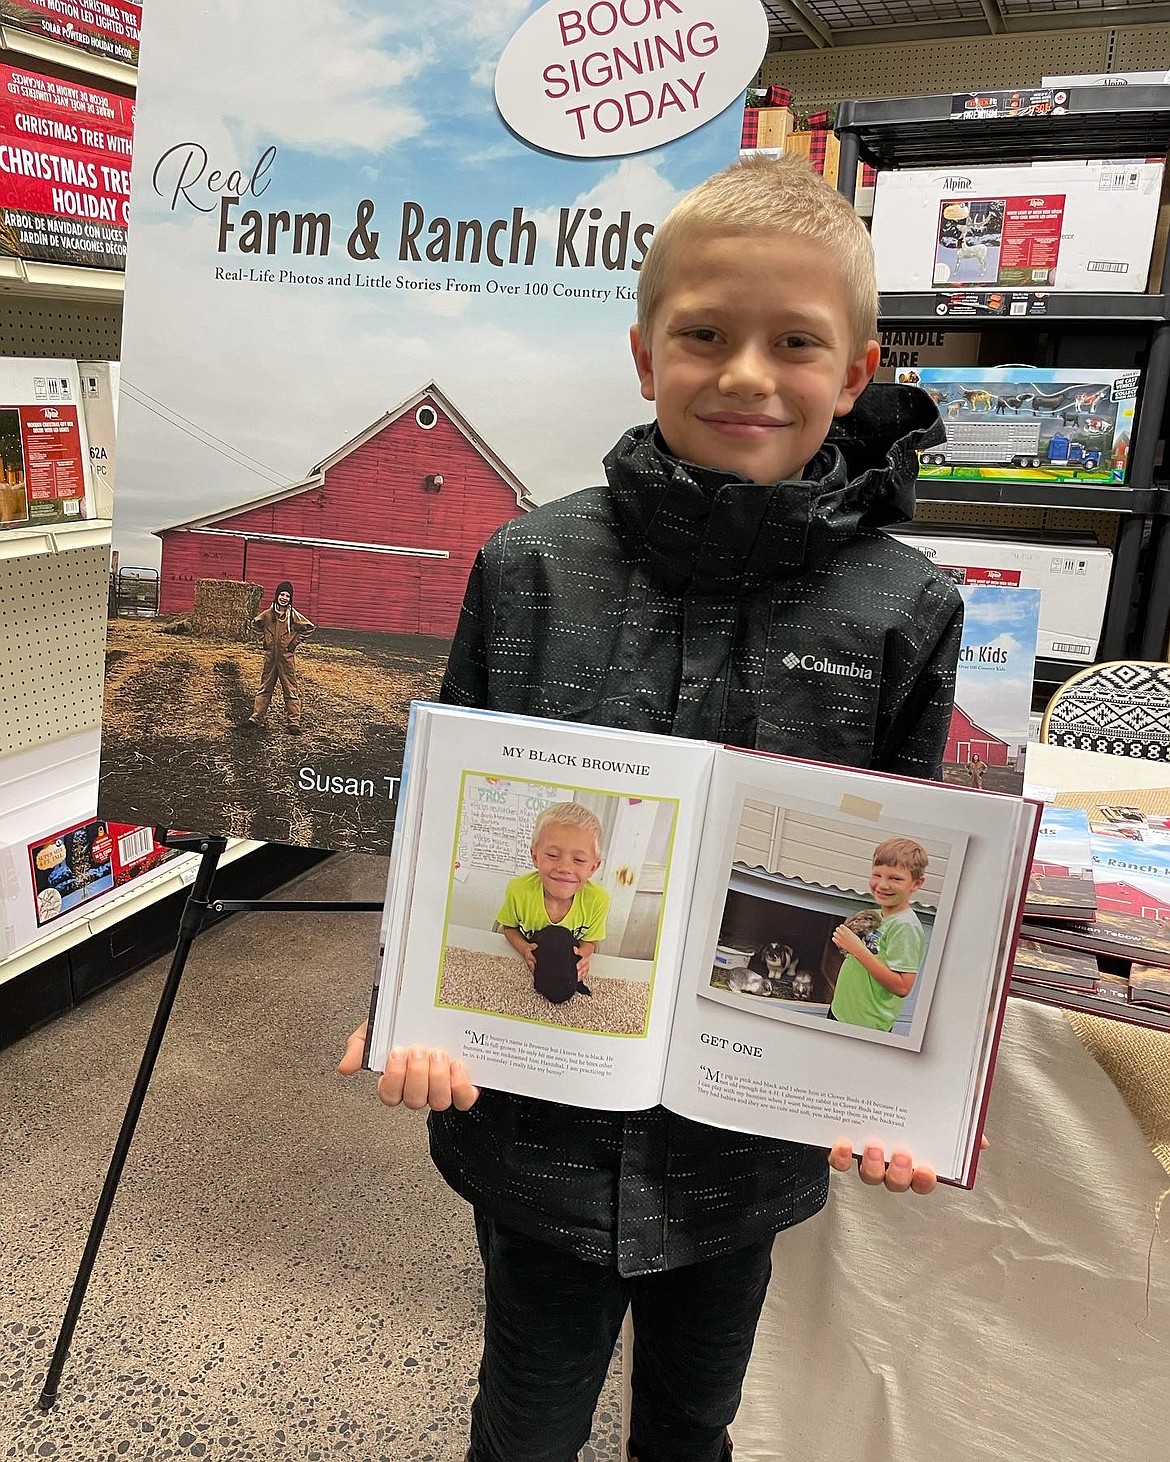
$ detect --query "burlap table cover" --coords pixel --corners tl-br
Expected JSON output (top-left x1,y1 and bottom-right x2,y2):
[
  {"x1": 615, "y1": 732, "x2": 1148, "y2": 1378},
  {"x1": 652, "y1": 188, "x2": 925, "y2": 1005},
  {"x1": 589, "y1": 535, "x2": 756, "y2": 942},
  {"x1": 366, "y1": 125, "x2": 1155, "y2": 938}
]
[{"x1": 733, "y1": 999, "x2": 1167, "y2": 1461}]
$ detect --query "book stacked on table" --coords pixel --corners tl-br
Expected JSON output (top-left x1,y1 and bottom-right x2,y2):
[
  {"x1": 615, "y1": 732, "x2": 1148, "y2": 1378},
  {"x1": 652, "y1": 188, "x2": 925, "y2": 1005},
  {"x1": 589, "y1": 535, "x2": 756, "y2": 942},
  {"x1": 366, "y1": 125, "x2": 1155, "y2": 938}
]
[
  {"x1": 1011, "y1": 799, "x2": 1170, "y2": 1033},
  {"x1": 1022, "y1": 806, "x2": 1097, "y2": 923}
]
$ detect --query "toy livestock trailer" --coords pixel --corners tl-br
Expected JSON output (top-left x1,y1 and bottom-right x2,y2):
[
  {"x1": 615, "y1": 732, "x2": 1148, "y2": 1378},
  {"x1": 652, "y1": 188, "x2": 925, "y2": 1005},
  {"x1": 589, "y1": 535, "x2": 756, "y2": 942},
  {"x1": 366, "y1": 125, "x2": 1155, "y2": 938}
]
[{"x1": 896, "y1": 366, "x2": 1137, "y2": 484}]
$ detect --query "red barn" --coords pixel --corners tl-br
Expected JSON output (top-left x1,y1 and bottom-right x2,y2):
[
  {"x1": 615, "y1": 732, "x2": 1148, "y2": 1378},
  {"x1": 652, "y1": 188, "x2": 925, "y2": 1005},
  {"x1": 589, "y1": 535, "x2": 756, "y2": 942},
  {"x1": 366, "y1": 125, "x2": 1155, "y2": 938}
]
[
  {"x1": 945, "y1": 705, "x2": 1010, "y2": 767},
  {"x1": 155, "y1": 382, "x2": 533, "y2": 637},
  {"x1": 1094, "y1": 880, "x2": 1170, "y2": 922}
]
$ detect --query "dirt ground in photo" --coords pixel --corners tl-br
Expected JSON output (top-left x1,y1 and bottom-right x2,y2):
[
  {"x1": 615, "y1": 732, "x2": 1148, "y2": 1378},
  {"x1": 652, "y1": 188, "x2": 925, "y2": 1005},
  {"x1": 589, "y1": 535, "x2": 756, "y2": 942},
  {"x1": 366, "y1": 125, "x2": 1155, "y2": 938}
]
[
  {"x1": 439, "y1": 946, "x2": 652, "y2": 1036},
  {"x1": 99, "y1": 620, "x2": 447, "y2": 854},
  {"x1": 942, "y1": 761, "x2": 1022, "y2": 795}
]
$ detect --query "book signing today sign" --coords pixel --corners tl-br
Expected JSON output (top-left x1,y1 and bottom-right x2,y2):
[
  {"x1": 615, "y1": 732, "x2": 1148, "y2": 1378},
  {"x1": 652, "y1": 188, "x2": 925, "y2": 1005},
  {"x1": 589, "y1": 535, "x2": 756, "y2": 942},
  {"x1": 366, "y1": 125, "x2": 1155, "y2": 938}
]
[{"x1": 98, "y1": 0, "x2": 769, "y2": 855}]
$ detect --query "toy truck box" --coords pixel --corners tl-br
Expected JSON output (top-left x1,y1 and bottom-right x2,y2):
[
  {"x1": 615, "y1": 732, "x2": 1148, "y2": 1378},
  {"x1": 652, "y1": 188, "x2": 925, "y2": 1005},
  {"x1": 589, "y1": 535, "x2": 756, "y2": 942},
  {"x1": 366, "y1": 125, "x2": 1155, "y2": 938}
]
[{"x1": 895, "y1": 365, "x2": 1138, "y2": 484}]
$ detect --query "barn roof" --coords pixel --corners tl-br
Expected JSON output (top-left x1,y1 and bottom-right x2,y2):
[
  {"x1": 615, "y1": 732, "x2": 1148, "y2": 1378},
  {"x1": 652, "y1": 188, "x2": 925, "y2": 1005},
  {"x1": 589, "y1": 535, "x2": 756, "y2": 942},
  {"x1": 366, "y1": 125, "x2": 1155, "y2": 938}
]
[
  {"x1": 947, "y1": 703, "x2": 1008, "y2": 750},
  {"x1": 153, "y1": 380, "x2": 534, "y2": 535}
]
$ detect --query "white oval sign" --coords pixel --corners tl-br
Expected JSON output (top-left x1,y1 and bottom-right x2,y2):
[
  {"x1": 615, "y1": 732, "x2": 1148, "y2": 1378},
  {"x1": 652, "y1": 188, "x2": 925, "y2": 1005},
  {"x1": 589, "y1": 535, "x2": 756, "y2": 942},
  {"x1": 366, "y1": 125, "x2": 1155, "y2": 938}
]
[{"x1": 495, "y1": 0, "x2": 769, "y2": 159}]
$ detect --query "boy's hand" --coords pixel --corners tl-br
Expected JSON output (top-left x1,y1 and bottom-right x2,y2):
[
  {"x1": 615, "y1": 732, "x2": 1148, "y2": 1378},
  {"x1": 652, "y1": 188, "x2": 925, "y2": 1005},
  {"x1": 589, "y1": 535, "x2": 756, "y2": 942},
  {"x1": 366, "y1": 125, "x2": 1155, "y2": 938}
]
[
  {"x1": 828, "y1": 1141, "x2": 936, "y2": 1195},
  {"x1": 832, "y1": 924, "x2": 866, "y2": 958},
  {"x1": 378, "y1": 1046, "x2": 480, "y2": 1111},
  {"x1": 338, "y1": 1024, "x2": 479, "y2": 1111},
  {"x1": 574, "y1": 945, "x2": 592, "y2": 978},
  {"x1": 828, "y1": 1135, "x2": 988, "y2": 1194},
  {"x1": 522, "y1": 941, "x2": 537, "y2": 974}
]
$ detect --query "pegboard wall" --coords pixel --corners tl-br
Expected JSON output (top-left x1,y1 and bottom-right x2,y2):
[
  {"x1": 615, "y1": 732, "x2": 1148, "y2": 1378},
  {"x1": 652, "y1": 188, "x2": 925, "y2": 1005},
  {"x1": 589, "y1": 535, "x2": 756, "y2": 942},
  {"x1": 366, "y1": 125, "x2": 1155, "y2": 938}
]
[
  {"x1": 0, "y1": 299, "x2": 123, "y2": 361},
  {"x1": 1113, "y1": 23, "x2": 1170, "y2": 72},
  {"x1": 759, "y1": 25, "x2": 1164, "y2": 107},
  {"x1": 913, "y1": 501, "x2": 1120, "y2": 549},
  {"x1": 0, "y1": 546, "x2": 107, "y2": 758}
]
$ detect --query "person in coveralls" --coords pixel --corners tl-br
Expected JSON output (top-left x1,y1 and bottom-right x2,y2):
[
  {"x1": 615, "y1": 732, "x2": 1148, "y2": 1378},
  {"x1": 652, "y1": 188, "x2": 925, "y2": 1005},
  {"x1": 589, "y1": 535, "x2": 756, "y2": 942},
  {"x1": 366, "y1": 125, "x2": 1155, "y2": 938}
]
[{"x1": 246, "y1": 579, "x2": 315, "y2": 734}]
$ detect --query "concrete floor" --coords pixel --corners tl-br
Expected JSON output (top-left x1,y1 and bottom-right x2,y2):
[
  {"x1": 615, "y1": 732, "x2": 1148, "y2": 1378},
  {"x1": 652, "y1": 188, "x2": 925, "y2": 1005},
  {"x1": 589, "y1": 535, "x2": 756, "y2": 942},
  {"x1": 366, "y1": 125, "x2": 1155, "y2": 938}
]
[{"x1": 0, "y1": 852, "x2": 622, "y2": 1460}]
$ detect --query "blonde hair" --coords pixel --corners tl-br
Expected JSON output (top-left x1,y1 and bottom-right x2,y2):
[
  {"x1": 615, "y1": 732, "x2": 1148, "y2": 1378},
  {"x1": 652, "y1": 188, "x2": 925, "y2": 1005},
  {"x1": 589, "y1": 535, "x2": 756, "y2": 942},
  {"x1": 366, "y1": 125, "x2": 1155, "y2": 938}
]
[
  {"x1": 637, "y1": 153, "x2": 877, "y2": 352},
  {"x1": 873, "y1": 837, "x2": 929, "y2": 882},
  {"x1": 531, "y1": 802, "x2": 604, "y2": 861}
]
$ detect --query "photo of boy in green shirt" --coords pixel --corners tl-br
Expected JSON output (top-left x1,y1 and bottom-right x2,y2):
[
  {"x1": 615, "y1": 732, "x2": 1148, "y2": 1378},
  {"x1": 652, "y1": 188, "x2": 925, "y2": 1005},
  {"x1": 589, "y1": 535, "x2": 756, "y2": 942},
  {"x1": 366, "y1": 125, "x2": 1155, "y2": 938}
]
[
  {"x1": 497, "y1": 801, "x2": 610, "y2": 1004},
  {"x1": 830, "y1": 836, "x2": 929, "y2": 1032}
]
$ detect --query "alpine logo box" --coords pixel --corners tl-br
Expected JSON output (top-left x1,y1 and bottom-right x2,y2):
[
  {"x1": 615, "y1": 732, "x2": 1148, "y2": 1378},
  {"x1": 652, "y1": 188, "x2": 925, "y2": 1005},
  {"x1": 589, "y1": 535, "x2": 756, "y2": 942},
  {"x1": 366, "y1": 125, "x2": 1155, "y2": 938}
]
[{"x1": 871, "y1": 160, "x2": 1164, "y2": 294}]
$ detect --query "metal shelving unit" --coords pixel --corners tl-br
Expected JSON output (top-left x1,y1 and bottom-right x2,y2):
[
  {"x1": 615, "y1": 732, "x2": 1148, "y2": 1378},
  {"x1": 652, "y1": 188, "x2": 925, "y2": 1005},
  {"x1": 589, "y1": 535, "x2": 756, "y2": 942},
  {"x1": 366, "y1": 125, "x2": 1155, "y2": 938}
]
[
  {"x1": 876, "y1": 293, "x2": 1170, "y2": 324},
  {"x1": 836, "y1": 86, "x2": 1170, "y2": 666},
  {"x1": 837, "y1": 85, "x2": 1170, "y2": 172}
]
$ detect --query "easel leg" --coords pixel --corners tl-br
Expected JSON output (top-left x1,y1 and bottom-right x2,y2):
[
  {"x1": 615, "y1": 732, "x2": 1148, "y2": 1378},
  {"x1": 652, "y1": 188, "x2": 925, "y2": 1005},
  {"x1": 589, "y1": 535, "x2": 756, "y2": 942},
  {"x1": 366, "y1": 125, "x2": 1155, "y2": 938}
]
[{"x1": 37, "y1": 835, "x2": 227, "y2": 1410}]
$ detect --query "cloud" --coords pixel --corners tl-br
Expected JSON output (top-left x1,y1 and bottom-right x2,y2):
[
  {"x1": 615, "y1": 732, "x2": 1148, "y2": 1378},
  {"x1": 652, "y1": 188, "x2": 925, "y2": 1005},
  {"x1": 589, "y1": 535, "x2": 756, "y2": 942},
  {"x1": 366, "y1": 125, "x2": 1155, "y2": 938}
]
[
  {"x1": 963, "y1": 584, "x2": 1042, "y2": 636},
  {"x1": 138, "y1": 1, "x2": 434, "y2": 160},
  {"x1": 527, "y1": 155, "x2": 688, "y2": 256},
  {"x1": 957, "y1": 673, "x2": 1032, "y2": 744}
]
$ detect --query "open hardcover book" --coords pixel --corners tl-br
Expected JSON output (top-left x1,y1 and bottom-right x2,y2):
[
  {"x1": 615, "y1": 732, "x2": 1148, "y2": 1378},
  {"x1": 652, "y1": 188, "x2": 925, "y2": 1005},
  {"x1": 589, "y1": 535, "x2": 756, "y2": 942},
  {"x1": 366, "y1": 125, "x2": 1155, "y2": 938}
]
[{"x1": 365, "y1": 705, "x2": 1040, "y2": 1187}]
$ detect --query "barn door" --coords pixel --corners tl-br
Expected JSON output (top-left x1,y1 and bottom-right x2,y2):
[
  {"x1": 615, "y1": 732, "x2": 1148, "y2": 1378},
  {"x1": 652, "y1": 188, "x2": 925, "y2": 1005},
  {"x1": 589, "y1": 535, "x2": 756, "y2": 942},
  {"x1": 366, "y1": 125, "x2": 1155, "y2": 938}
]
[{"x1": 316, "y1": 547, "x2": 422, "y2": 634}]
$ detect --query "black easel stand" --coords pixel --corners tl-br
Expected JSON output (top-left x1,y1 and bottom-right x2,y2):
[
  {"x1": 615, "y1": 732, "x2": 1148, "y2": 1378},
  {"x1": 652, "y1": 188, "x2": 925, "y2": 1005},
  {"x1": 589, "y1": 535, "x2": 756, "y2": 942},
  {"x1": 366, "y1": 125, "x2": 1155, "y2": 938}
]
[{"x1": 37, "y1": 830, "x2": 381, "y2": 1411}]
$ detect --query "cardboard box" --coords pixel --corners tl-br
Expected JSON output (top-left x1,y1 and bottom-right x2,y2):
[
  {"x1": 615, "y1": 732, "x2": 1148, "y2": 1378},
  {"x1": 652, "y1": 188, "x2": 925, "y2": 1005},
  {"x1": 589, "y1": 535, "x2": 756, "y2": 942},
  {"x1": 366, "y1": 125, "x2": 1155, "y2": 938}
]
[
  {"x1": 784, "y1": 129, "x2": 840, "y2": 187},
  {"x1": 894, "y1": 365, "x2": 1137, "y2": 483},
  {"x1": 876, "y1": 329, "x2": 982, "y2": 384},
  {"x1": 890, "y1": 531, "x2": 1113, "y2": 663},
  {"x1": 0, "y1": 358, "x2": 94, "y2": 530},
  {"x1": 77, "y1": 360, "x2": 119, "y2": 520},
  {"x1": 755, "y1": 107, "x2": 794, "y2": 149},
  {"x1": 872, "y1": 160, "x2": 1164, "y2": 293},
  {"x1": 0, "y1": 730, "x2": 181, "y2": 957},
  {"x1": 1042, "y1": 72, "x2": 1170, "y2": 86}
]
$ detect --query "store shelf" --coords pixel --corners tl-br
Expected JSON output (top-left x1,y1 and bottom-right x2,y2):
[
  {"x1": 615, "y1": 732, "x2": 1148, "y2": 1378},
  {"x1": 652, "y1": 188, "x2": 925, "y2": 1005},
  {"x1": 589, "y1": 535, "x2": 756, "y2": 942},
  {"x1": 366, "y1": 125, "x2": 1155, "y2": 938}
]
[
  {"x1": 1035, "y1": 657, "x2": 1088, "y2": 687},
  {"x1": 0, "y1": 520, "x2": 112, "y2": 560},
  {"x1": 0, "y1": 23, "x2": 136, "y2": 88},
  {"x1": 880, "y1": 294, "x2": 1170, "y2": 326},
  {"x1": 843, "y1": 82, "x2": 1170, "y2": 664},
  {"x1": 0, "y1": 256, "x2": 125, "y2": 305},
  {"x1": 0, "y1": 838, "x2": 263, "y2": 987},
  {"x1": 838, "y1": 87, "x2": 1170, "y2": 170},
  {"x1": 913, "y1": 482, "x2": 1161, "y2": 514}
]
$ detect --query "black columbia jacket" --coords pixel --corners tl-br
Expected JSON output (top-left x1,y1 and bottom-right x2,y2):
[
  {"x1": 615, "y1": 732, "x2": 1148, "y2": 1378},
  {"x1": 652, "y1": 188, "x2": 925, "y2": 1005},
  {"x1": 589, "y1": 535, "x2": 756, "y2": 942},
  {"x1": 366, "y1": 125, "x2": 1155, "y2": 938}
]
[{"x1": 429, "y1": 384, "x2": 963, "y2": 1276}]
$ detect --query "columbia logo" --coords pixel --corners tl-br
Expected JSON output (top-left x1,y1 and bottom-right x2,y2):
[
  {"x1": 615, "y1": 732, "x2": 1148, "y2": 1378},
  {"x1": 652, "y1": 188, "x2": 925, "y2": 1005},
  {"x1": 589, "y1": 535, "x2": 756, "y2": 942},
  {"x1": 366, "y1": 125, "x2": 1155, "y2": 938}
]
[{"x1": 782, "y1": 651, "x2": 874, "y2": 681}]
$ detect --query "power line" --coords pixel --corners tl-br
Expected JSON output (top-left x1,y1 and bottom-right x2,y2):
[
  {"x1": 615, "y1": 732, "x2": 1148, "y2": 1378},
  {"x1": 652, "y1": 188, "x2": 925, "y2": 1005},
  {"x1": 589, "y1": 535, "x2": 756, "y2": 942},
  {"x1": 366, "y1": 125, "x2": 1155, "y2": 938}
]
[
  {"x1": 122, "y1": 379, "x2": 285, "y2": 478},
  {"x1": 120, "y1": 379, "x2": 289, "y2": 487}
]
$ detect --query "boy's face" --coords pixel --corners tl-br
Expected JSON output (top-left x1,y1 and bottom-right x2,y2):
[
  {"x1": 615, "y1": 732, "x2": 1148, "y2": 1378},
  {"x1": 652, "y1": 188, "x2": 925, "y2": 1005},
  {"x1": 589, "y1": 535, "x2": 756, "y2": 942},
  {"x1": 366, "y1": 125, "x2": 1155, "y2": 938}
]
[
  {"x1": 531, "y1": 823, "x2": 601, "y2": 899},
  {"x1": 630, "y1": 231, "x2": 878, "y2": 485},
  {"x1": 869, "y1": 862, "x2": 924, "y2": 913}
]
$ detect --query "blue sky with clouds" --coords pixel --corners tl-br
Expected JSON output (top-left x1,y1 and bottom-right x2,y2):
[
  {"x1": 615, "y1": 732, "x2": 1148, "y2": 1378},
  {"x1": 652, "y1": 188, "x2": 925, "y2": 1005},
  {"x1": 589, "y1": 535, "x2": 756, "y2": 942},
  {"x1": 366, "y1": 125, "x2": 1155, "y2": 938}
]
[
  {"x1": 954, "y1": 585, "x2": 1040, "y2": 746},
  {"x1": 114, "y1": 1, "x2": 753, "y2": 565},
  {"x1": 1091, "y1": 832, "x2": 1170, "y2": 902}
]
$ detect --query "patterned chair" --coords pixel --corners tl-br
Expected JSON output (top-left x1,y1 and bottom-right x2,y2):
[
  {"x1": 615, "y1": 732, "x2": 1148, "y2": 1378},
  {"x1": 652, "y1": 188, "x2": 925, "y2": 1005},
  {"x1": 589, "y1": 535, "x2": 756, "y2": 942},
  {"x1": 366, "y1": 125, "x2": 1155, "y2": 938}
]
[{"x1": 1039, "y1": 661, "x2": 1170, "y2": 760}]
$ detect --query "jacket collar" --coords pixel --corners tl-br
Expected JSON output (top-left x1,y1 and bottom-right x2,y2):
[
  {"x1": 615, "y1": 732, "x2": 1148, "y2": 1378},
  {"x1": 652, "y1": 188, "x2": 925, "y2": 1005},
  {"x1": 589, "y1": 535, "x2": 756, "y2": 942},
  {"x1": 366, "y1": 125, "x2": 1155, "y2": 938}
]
[{"x1": 602, "y1": 383, "x2": 944, "y2": 595}]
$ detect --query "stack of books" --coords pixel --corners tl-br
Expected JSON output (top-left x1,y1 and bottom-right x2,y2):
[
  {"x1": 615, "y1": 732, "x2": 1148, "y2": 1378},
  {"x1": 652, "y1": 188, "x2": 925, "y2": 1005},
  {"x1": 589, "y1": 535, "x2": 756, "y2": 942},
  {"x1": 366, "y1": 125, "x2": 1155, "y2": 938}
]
[{"x1": 1010, "y1": 796, "x2": 1170, "y2": 1031}]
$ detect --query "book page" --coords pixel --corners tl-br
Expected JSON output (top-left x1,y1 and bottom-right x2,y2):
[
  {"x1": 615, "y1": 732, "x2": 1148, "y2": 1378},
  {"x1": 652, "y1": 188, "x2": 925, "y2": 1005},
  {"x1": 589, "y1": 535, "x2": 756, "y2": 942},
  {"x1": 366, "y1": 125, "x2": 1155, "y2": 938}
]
[
  {"x1": 373, "y1": 706, "x2": 716, "y2": 1110},
  {"x1": 661, "y1": 752, "x2": 1029, "y2": 1183}
]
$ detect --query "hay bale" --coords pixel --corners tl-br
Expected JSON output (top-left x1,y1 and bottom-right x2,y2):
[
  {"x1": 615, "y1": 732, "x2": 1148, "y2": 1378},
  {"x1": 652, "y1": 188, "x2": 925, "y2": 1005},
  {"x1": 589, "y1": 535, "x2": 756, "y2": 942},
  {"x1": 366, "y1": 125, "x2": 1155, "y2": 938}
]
[{"x1": 189, "y1": 579, "x2": 263, "y2": 641}]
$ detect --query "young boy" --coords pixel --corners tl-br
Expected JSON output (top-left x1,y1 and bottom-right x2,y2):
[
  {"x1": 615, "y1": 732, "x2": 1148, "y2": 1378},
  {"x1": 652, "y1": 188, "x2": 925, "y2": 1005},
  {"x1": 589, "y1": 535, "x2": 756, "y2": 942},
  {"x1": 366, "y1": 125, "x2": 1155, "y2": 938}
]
[
  {"x1": 246, "y1": 579, "x2": 315, "y2": 734},
  {"x1": 830, "y1": 836, "x2": 929, "y2": 1032},
  {"x1": 498, "y1": 802, "x2": 609, "y2": 1003},
  {"x1": 341, "y1": 154, "x2": 962, "y2": 1462}
]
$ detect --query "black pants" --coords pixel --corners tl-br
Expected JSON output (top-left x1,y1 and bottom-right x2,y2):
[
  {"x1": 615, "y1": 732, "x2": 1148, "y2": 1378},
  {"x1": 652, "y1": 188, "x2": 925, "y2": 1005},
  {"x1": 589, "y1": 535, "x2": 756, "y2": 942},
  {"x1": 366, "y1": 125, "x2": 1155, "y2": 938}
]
[{"x1": 467, "y1": 1212, "x2": 773, "y2": 1462}]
